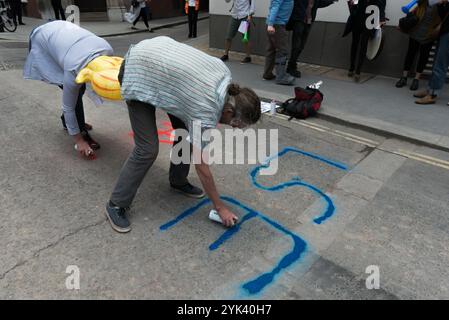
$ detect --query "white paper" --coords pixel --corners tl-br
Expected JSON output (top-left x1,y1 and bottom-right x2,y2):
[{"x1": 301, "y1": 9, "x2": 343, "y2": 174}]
[
  {"x1": 261, "y1": 101, "x2": 280, "y2": 113},
  {"x1": 238, "y1": 21, "x2": 249, "y2": 34}
]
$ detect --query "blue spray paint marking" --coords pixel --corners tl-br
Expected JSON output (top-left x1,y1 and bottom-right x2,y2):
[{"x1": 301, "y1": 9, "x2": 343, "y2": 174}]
[
  {"x1": 159, "y1": 147, "x2": 348, "y2": 296},
  {"x1": 250, "y1": 147, "x2": 347, "y2": 224},
  {"x1": 159, "y1": 195, "x2": 307, "y2": 295}
]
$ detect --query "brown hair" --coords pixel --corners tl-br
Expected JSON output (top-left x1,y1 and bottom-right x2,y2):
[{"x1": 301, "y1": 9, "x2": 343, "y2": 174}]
[{"x1": 227, "y1": 83, "x2": 261, "y2": 125}]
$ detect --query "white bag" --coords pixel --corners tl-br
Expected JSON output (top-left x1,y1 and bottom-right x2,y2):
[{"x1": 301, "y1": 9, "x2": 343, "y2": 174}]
[{"x1": 124, "y1": 5, "x2": 140, "y2": 24}]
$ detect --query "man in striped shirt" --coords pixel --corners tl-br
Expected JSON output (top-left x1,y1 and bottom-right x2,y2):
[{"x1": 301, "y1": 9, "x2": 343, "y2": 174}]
[{"x1": 106, "y1": 36, "x2": 261, "y2": 233}]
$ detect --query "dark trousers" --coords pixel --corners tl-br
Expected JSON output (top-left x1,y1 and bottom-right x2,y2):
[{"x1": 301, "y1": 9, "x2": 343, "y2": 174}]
[
  {"x1": 264, "y1": 25, "x2": 289, "y2": 77},
  {"x1": 110, "y1": 101, "x2": 191, "y2": 208},
  {"x1": 350, "y1": 29, "x2": 370, "y2": 74},
  {"x1": 403, "y1": 38, "x2": 433, "y2": 74},
  {"x1": 188, "y1": 7, "x2": 198, "y2": 37},
  {"x1": 60, "y1": 84, "x2": 87, "y2": 133},
  {"x1": 51, "y1": 0, "x2": 66, "y2": 20},
  {"x1": 133, "y1": 7, "x2": 149, "y2": 28},
  {"x1": 9, "y1": 0, "x2": 23, "y2": 25},
  {"x1": 287, "y1": 21, "x2": 312, "y2": 72},
  {"x1": 110, "y1": 62, "x2": 191, "y2": 207}
]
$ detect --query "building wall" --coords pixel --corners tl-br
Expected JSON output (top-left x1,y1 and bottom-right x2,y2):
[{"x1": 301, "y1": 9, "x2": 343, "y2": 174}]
[{"x1": 210, "y1": 0, "x2": 415, "y2": 77}]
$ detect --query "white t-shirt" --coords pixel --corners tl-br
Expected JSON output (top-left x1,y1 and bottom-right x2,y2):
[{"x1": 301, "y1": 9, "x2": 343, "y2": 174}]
[{"x1": 188, "y1": 0, "x2": 196, "y2": 6}]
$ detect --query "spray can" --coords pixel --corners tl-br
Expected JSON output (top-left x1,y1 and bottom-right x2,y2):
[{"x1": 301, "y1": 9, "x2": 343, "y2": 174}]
[
  {"x1": 209, "y1": 209, "x2": 223, "y2": 224},
  {"x1": 270, "y1": 100, "x2": 276, "y2": 115}
]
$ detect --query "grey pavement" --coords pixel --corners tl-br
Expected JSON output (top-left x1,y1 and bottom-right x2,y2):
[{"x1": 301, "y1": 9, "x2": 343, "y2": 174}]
[{"x1": 1, "y1": 21, "x2": 449, "y2": 299}]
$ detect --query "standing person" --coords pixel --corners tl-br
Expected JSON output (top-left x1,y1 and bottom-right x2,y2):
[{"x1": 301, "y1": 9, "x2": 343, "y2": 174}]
[
  {"x1": 345, "y1": 0, "x2": 386, "y2": 82},
  {"x1": 51, "y1": 0, "x2": 66, "y2": 20},
  {"x1": 23, "y1": 21, "x2": 114, "y2": 158},
  {"x1": 106, "y1": 36, "x2": 261, "y2": 233},
  {"x1": 9, "y1": 0, "x2": 25, "y2": 26},
  {"x1": 396, "y1": 0, "x2": 441, "y2": 91},
  {"x1": 131, "y1": 0, "x2": 150, "y2": 32},
  {"x1": 415, "y1": 0, "x2": 449, "y2": 104},
  {"x1": 186, "y1": 0, "x2": 200, "y2": 38},
  {"x1": 287, "y1": 0, "x2": 336, "y2": 78},
  {"x1": 220, "y1": 0, "x2": 255, "y2": 64},
  {"x1": 263, "y1": 0, "x2": 295, "y2": 85}
]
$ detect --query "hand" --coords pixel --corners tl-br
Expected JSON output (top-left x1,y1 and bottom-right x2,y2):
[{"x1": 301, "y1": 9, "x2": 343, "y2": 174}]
[
  {"x1": 267, "y1": 25, "x2": 275, "y2": 34},
  {"x1": 247, "y1": 15, "x2": 252, "y2": 22},
  {"x1": 75, "y1": 139, "x2": 94, "y2": 158},
  {"x1": 217, "y1": 206, "x2": 239, "y2": 227}
]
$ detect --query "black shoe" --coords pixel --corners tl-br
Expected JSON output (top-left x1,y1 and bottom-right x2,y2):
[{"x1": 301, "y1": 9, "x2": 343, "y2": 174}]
[
  {"x1": 396, "y1": 77, "x2": 407, "y2": 88},
  {"x1": 241, "y1": 56, "x2": 251, "y2": 64},
  {"x1": 410, "y1": 79, "x2": 419, "y2": 91},
  {"x1": 220, "y1": 54, "x2": 229, "y2": 62},
  {"x1": 188, "y1": 34, "x2": 192, "y2": 38},
  {"x1": 348, "y1": 70, "x2": 354, "y2": 77},
  {"x1": 354, "y1": 74, "x2": 361, "y2": 83},
  {"x1": 82, "y1": 131, "x2": 100, "y2": 150},
  {"x1": 287, "y1": 69, "x2": 302, "y2": 78},
  {"x1": 263, "y1": 73, "x2": 276, "y2": 80},
  {"x1": 171, "y1": 182, "x2": 206, "y2": 199},
  {"x1": 105, "y1": 201, "x2": 131, "y2": 233},
  {"x1": 19, "y1": 22, "x2": 25, "y2": 25}
]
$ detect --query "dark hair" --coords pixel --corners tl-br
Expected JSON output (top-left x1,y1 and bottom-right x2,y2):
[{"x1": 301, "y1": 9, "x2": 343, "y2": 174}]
[{"x1": 228, "y1": 83, "x2": 261, "y2": 125}]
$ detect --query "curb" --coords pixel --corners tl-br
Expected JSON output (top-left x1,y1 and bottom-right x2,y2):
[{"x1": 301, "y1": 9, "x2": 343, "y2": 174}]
[{"x1": 0, "y1": 15, "x2": 210, "y2": 41}]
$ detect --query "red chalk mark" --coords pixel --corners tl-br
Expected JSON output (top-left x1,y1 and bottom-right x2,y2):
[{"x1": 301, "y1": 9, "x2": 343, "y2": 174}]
[{"x1": 127, "y1": 121, "x2": 175, "y2": 145}]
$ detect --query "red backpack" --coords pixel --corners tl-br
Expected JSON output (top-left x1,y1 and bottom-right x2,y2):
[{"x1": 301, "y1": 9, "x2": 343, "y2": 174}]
[{"x1": 280, "y1": 86, "x2": 324, "y2": 120}]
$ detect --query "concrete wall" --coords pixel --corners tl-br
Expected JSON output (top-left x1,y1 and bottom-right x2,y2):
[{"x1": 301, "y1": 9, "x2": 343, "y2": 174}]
[{"x1": 210, "y1": 0, "x2": 416, "y2": 77}]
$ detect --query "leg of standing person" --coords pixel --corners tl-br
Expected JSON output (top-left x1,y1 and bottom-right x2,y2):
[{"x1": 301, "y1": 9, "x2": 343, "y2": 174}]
[
  {"x1": 354, "y1": 30, "x2": 370, "y2": 82},
  {"x1": 107, "y1": 100, "x2": 159, "y2": 232},
  {"x1": 141, "y1": 7, "x2": 149, "y2": 30},
  {"x1": 188, "y1": 7, "x2": 194, "y2": 37},
  {"x1": 132, "y1": 8, "x2": 143, "y2": 28},
  {"x1": 274, "y1": 25, "x2": 295, "y2": 85},
  {"x1": 410, "y1": 41, "x2": 434, "y2": 91},
  {"x1": 15, "y1": 0, "x2": 24, "y2": 25},
  {"x1": 287, "y1": 21, "x2": 311, "y2": 78},
  {"x1": 263, "y1": 28, "x2": 277, "y2": 79},
  {"x1": 59, "y1": 0, "x2": 66, "y2": 21},
  {"x1": 349, "y1": 29, "x2": 361, "y2": 76},
  {"x1": 416, "y1": 33, "x2": 449, "y2": 104},
  {"x1": 221, "y1": 17, "x2": 240, "y2": 61},
  {"x1": 192, "y1": 8, "x2": 198, "y2": 38},
  {"x1": 51, "y1": 0, "x2": 60, "y2": 20},
  {"x1": 396, "y1": 37, "x2": 420, "y2": 88},
  {"x1": 167, "y1": 114, "x2": 205, "y2": 198}
]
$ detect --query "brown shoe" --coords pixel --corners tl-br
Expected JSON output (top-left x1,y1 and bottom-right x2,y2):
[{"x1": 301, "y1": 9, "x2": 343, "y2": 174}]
[
  {"x1": 413, "y1": 90, "x2": 428, "y2": 98},
  {"x1": 415, "y1": 95, "x2": 437, "y2": 105}
]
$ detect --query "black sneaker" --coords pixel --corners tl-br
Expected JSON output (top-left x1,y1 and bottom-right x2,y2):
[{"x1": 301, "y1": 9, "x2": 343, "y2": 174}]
[
  {"x1": 287, "y1": 69, "x2": 302, "y2": 78},
  {"x1": 241, "y1": 56, "x2": 251, "y2": 64},
  {"x1": 396, "y1": 77, "x2": 407, "y2": 88},
  {"x1": 105, "y1": 201, "x2": 131, "y2": 233},
  {"x1": 171, "y1": 183, "x2": 206, "y2": 199},
  {"x1": 410, "y1": 79, "x2": 419, "y2": 91},
  {"x1": 220, "y1": 54, "x2": 229, "y2": 62}
]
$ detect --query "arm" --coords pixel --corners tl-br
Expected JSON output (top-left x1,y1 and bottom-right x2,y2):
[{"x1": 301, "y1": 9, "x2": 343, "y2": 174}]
[
  {"x1": 62, "y1": 71, "x2": 93, "y2": 157},
  {"x1": 378, "y1": 0, "x2": 386, "y2": 22},
  {"x1": 194, "y1": 151, "x2": 238, "y2": 227},
  {"x1": 267, "y1": 0, "x2": 283, "y2": 26},
  {"x1": 249, "y1": 0, "x2": 256, "y2": 16}
]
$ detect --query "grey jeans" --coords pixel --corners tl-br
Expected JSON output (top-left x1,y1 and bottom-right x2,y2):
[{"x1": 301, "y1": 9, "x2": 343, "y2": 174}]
[
  {"x1": 263, "y1": 25, "x2": 289, "y2": 77},
  {"x1": 110, "y1": 100, "x2": 192, "y2": 208}
]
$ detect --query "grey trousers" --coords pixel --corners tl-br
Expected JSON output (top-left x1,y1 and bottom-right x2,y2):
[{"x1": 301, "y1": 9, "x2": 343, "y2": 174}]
[
  {"x1": 110, "y1": 100, "x2": 191, "y2": 208},
  {"x1": 263, "y1": 25, "x2": 290, "y2": 78}
]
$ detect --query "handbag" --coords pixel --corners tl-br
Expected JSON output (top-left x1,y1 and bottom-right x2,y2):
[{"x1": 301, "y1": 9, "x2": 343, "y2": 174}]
[
  {"x1": 429, "y1": 12, "x2": 449, "y2": 40},
  {"x1": 399, "y1": 13, "x2": 419, "y2": 33}
]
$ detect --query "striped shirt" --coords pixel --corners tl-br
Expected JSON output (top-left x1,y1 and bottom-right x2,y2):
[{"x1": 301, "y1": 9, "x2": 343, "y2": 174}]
[{"x1": 121, "y1": 36, "x2": 232, "y2": 137}]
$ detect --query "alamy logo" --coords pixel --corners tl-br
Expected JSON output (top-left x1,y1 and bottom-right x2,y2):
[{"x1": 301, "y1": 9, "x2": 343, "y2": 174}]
[
  {"x1": 171, "y1": 121, "x2": 279, "y2": 176},
  {"x1": 65, "y1": 265, "x2": 80, "y2": 290},
  {"x1": 365, "y1": 265, "x2": 380, "y2": 290},
  {"x1": 365, "y1": 5, "x2": 381, "y2": 30},
  {"x1": 66, "y1": 5, "x2": 80, "y2": 26}
]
